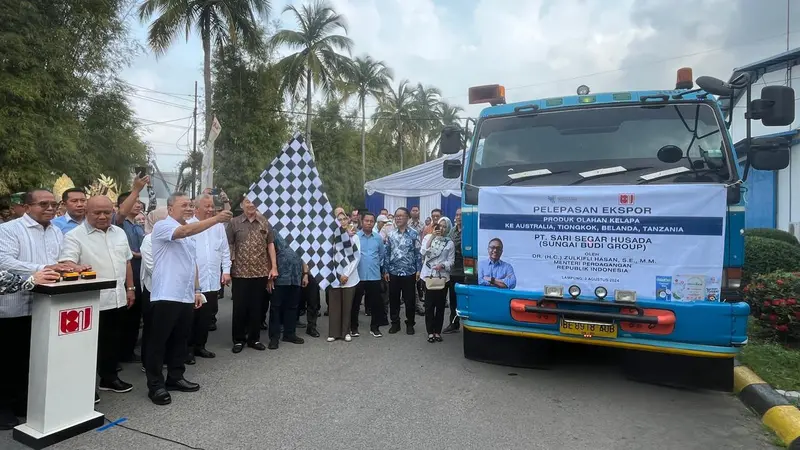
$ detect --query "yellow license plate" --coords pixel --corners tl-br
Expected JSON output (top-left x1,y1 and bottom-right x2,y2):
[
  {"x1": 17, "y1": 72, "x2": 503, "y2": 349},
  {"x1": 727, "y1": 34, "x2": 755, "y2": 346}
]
[{"x1": 559, "y1": 319, "x2": 618, "y2": 339}]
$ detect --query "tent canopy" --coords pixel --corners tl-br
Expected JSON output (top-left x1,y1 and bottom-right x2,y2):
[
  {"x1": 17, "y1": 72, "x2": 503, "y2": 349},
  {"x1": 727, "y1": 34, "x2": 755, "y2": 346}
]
[{"x1": 364, "y1": 151, "x2": 464, "y2": 198}]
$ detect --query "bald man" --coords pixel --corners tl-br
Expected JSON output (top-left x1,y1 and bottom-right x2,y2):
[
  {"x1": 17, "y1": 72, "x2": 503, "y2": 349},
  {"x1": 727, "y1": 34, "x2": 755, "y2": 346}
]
[{"x1": 60, "y1": 195, "x2": 136, "y2": 399}]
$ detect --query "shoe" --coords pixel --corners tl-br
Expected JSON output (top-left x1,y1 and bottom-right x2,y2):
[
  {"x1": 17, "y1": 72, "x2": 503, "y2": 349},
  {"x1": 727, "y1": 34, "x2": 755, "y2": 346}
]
[
  {"x1": 282, "y1": 335, "x2": 305, "y2": 344},
  {"x1": 95, "y1": 392, "x2": 100, "y2": 404},
  {"x1": 148, "y1": 388, "x2": 172, "y2": 405},
  {"x1": 248, "y1": 341, "x2": 266, "y2": 351},
  {"x1": 296, "y1": 321, "x2": 307, "y2": 328},
  {"x1": 428, "y1": 334, "x2": 435, "y2": 343},
  {"x1": 434, "y1": 335, "x2": 443, "y2": 342},
  {"x1": 306, "y1": 328, "x2": 320, "y2": 338},
  {"x1": 165, "y1": 378, "x2": 200, "y2": 392},
  {"x1": 141, "y1": 366, "x2": 145, "y2": 373},
  {"x1": 406, "y1": 325, "x2": 415, "y2": 335},
  {"x1": 268, "y1": 339, "x2": 279, "y2": 350},
  {"x1": 388, "y1": 323, "x2": 401, "y2": 334},
  {"x1": 194, "y1": 347, "x2": 216, "y2": 358},
  {"x1": 442, "y1": 324, "x2": 460, "y2": 334},
  {"x1": 0, "y1": 409, "x2": 19, "y2": 430},
  {"x1": 326, "y1": 337, "x2": 335, "y2": 342},
  {"x1": 344, "y1": 334, "x2": 352, "y2": 342},
  {"x1": 232, "y1": 343, "x2": 244, "y2": 353},
  {"x1": 185, "y1": 354, "x2": 196, "y2": 365},
  {"x1": 98, "y1": 378, "x2": 133, "y2": 393},
  {"x1": 351, "y1": 330, "x2": 360, "y2": 337},
  {"x1": 209, "y1": 323, "x2": 217, "y2": 331},
  {"x1": 370, "y1": 329, "x2": 383, "y2": 338}
]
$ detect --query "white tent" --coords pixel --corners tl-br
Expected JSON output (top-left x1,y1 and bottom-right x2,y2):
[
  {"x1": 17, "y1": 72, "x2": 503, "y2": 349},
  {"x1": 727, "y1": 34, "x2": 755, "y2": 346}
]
[{"x1": 364, "y1": 151, "x2": 464, "y2": 220}]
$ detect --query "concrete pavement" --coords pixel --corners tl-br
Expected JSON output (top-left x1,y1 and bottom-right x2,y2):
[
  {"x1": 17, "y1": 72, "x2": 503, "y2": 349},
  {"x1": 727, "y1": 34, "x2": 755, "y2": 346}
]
[{"x1": 1, "y1": 300, "x2": 776, "y2": 450}]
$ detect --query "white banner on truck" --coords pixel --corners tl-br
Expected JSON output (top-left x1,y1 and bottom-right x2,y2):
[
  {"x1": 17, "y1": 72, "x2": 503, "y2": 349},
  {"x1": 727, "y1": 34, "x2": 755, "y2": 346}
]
[{"x1": 477, "y1": 184, "x2": 727, "y2": 302}]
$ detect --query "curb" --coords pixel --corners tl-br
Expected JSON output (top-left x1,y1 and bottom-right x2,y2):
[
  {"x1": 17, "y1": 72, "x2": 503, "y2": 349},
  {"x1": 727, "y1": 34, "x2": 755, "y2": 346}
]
[{"x1": 734, "y1": 364, "x2": 800, "y2": 448}]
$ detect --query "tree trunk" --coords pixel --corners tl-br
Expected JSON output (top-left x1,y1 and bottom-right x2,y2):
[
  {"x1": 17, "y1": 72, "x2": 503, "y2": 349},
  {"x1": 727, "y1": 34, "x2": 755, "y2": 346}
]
[
  {"x1": 398, "y1": 119, "x2": 403, "y2": 171},
  {"x1": 361, "y1": 98, "x2": 366, "y2": 189},
  {"x1": 305, "y1": 66, "x2": 312, "y2": 147},
  {"x1": 201, "y1": 21, "x2": 213, "y2": 198}
]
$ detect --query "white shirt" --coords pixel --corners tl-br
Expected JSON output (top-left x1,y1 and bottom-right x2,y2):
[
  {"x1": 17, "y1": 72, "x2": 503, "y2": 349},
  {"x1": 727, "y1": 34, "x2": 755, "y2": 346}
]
[
  {"x1": 140, "y1": 234, "x2": 153, "y2": 292},
  {"x1": 59, "y1": 222, "x2": 132, "y2": 311},
  {"x1": 0, "y1": 215, "x2": 63, "y2": 317},
  {"x1": 187, "y1": 216, "x2": 231, "y2": 292},
  {"x1": 151, "y1": 216, "x2": 196, "y2": 303},
  {"x1": 419, "y1": 234, "x2": 456, "y2": 281},
  {"x1": 333, "y1": 233, "x2": 361, "y2": 288}
]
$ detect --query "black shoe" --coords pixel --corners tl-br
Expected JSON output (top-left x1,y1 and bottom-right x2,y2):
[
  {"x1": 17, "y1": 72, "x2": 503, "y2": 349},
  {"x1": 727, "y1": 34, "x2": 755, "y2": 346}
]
[
  {"x1": 370, "y1": 328, "x2": 383, "y2": 338},
  {"x1": 165, "y1": 378, "x2": 200, "y2": 392},
  {"x1": 442, "y1": 324, "x2": 460, "y2": 334},
  {"x1": 350, "y1": 329, "x2": 360, "y2": 337},
  {"x1": 232, "y1": 343, "x2": 244, "y2": 353},
  {"x1": 406, "y1": 325, "x2": 415, "y2": 335},
  {"x1": 95, "y1": 392, "x2": 100, "y2": 404},
  {"x1": 260, "y1": 321, "x2": 268, "y2": 330},
  {"x1": 185, "y1": 354, "x2": 196, "y2": 365},
  {"x1": 388, "y1": 323, "x2": 401, "y2": 334},
  {"x1": 282, "y1": 335, "x2": 305, "y2": 344},
  {"x1": 116, "y1": 363, "x2": 123, "y2": 372},
  {"x1": 148, "y1": 388, "x2": 172, "y2": 405},
  {"x1": 194, "y1": 347, "x2": 216, "y2": 358},
  {"x1": 248, "y1": 341, "x2": 266, "y2": 351},
  {"x1": 296, "y1": 321, "x2": 307, "y2": 328},
  {"x1": 98, "y1": 378, "x2": 133, "y2": 393},
  {"x1": 306, "y1": 328, "x2": 320, "y2": 338},
  {"x1": 267, "y1": 339, "x2": 279, "y2": 350},
  {"x1": 0, "y1": 409, "x2": 19, "y2": 430},
  {"x1": 209, "y1": 323, "x2": 217, "y2": 331}
]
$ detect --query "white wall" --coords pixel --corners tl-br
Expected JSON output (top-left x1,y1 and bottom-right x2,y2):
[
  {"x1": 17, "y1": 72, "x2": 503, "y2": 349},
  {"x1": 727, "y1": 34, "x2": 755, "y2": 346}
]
[{"x1": 729, "y1": 67, "x2": 800, "y2": 231}]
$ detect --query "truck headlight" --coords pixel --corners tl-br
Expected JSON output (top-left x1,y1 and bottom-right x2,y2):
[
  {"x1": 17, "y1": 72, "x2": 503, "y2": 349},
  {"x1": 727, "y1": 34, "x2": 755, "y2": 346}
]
[
  {"x1": 594, "y1": 286, "x2": 608, "y2": 299},
  {"x1": 544, "y1": 285, "x2": 563, "y2": 298},
  {"x1": 568, "y1": 285, "x2": 581, "y2": 299},
  {"x1": 614, "y1": 289, "x2": 637, "y2": 302}
]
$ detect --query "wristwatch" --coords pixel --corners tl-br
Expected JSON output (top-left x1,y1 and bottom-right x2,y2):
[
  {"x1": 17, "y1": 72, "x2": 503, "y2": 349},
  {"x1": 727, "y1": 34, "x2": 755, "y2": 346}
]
[{"x1": 126, "y1": 286, "x2": 135, "y2": 291}]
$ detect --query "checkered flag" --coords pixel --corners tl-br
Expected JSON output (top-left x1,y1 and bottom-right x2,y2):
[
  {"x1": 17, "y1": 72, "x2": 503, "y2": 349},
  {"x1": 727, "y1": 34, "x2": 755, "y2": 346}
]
[{"x1": 246, "y1": 132, "x2": 338, "y2": 288}]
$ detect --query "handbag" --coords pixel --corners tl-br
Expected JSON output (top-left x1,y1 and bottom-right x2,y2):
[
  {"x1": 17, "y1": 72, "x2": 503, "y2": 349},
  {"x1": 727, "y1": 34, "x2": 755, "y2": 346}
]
[{"x1": 424, "y1": 270, "x2": 447, "y2": 291}]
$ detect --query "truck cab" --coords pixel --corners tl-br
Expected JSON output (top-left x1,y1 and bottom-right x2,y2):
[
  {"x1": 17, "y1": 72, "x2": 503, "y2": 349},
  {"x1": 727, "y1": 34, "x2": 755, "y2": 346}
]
[{"x1": 440, "y1": 69, "x2": 795, "y2": 390}]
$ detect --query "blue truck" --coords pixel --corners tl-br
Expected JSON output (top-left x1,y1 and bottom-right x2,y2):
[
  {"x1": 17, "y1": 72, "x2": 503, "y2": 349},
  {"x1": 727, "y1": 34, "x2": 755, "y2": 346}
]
[{"x1": 440, "y1": 69, "x2": 795, "y2": 390}]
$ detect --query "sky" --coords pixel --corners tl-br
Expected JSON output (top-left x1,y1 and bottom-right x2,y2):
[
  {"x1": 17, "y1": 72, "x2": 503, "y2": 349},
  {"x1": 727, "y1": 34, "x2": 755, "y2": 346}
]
[{"x1": 121, "y1": 0, "x2": 800, "y2": 175}]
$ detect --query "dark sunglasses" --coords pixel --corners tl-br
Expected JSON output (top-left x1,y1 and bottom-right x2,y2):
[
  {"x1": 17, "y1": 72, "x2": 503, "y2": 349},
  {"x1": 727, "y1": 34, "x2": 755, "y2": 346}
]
[{"x1": 29, "y1": 201, "x2": 59, "y2": 209}]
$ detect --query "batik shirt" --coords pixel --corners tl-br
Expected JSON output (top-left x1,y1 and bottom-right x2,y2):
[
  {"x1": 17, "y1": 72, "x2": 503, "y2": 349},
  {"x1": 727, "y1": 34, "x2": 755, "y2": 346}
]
[
  {"x1": 384, "y1": 227, "x2": 422, "y2": 277},
  {"x1": 0, "y1": 271, "x2": 33, "y2": 295},
  {"x1": 273, "y1": 233, "x2": 304, "y2": 287}
]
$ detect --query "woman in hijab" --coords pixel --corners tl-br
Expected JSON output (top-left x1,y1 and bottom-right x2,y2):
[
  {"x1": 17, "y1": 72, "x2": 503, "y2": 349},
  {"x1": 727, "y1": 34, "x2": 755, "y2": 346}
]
[
  {"x1": 419, "y1": 217, "x2": 455, "y2": 342},
  {"x1": 327, "y1": 210, "x2": 361, "y2": 342}
]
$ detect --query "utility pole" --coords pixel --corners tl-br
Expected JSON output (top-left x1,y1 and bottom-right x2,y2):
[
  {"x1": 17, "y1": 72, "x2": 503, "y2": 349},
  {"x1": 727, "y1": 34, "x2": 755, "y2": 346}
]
[{"x1": 191, "y1": 80, "x2": 198, "y2": 197}]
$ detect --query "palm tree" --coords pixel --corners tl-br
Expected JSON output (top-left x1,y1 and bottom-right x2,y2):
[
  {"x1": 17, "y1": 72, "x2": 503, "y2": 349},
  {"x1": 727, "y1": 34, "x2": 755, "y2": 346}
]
[
  {"x1": 340, "y1": 55, "x2": 393, "y2": 187},
  {"x1": 270, "y1": 0, "x2": 354, "y2": 145},
  {"x1": 373, "y1": 79, "x2": 417, "y2": 170},
  {"x1": 138, "y1": 0, "x2": 270, "y2": 194},
  {"x1": 410, "y1": 83, "x2": 442, "y2": 162}
]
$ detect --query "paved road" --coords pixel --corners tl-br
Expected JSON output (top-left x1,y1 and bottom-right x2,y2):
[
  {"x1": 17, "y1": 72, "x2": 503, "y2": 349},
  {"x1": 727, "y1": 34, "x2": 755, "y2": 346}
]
[{"x1": 1, "y1": 300, "x2": 775, "y2": 450}]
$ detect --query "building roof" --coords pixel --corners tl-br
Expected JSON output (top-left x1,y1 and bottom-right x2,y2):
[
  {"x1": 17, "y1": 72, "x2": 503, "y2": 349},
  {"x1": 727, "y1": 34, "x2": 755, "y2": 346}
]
[{"x1": 722, "y1": 47, "x2": 800, "y2": 118}]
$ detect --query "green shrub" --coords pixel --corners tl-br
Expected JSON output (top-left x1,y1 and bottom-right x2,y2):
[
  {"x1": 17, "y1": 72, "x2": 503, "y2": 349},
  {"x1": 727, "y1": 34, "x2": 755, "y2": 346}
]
[
  {"x1": 744, "y1": 236, "x2": 800, "y2": 283},
  {"x1": 744, "y1": 271, "x2": 800, "y2": 341},
  {"x1": 743, "y1": 228, "x2": 799, "y2": 246}
]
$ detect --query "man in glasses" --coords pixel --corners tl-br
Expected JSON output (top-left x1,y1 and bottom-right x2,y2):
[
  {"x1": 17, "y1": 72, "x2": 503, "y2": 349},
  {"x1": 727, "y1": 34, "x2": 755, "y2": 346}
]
[
  {"x1": 0, "y1": 189, "x2": 80, "y2": 429},
  {"x1": 478, "y1": 238, "x2": 517, "y2": 289},
  {"x1": 52, "y1": 188, "x2": 87, "y2": 234}
]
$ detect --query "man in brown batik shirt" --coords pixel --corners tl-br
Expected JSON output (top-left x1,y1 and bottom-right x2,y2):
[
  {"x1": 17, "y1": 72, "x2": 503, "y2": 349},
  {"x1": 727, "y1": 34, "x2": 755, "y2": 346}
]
[{"x1": 226, "y1": 196, "x2": 278, "y2": 353}]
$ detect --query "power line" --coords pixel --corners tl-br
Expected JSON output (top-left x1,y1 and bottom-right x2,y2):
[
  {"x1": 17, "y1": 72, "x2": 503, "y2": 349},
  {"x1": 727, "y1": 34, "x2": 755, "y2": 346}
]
[
  {"x1": 121, "y1": 80, "x2": 196, "y2": 99},
  {"x1": 130, "y1": 93, "x2": 196, "y2": 111},
  {"x1": 134, "y1": 115, "x2": 194, "y2": 128}
]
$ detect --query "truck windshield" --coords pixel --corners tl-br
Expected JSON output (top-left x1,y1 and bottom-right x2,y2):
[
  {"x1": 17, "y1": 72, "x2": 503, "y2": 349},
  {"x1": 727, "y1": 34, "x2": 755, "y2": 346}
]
[{"x1": 469, "y1": 102, "x2": 732, "y2": 187}]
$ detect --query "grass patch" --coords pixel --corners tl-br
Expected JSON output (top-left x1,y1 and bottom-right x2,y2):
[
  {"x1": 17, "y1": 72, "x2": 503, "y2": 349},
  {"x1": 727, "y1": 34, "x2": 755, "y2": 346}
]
[{"x1": 739, "y1": 322, "x2": 800, "y2": 391}]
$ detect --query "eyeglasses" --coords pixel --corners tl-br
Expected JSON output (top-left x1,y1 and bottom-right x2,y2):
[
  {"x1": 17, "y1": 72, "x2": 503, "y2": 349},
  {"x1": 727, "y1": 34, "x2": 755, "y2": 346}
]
[{"x1": 29, "y1": 201, "x2": 59, "y2": 209}]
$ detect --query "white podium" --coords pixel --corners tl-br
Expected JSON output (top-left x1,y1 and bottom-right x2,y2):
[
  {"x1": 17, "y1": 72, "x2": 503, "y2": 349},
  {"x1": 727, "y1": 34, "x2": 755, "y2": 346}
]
[{"x1": 13, "y1": 278, "x2": 115, "y2": 449}]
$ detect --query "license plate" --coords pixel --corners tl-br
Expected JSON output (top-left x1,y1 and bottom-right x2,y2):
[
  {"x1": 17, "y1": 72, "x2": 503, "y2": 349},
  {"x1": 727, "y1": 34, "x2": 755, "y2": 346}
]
[{"x1": 559, "y1": 319, "x2": 618, "y2": 339}]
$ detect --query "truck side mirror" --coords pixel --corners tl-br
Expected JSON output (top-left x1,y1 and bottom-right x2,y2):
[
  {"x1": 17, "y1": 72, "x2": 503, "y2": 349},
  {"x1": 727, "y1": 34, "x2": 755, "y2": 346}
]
[
  {"x1": 440, "y1": 126, "x2": 463, "y2": 155},
  {"x1": 751, "y1": 85, "x2": 795, "y2": 126},
  {"x1": 442, "y1": 159, "x2": 462, "y2": 179},
  {"x1": 750, "y1": 147, "x2": 790, "y2": 171}
]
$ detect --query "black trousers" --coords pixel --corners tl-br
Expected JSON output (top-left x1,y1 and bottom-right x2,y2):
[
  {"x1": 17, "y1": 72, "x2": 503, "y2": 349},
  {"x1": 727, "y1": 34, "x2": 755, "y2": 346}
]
[
  {"x1": 144, "y1": 301, "x2": 193, "y2": 391},
  {"x1": 98, "y1": 307, "x2": 123, "y2": 382},
  {"x1": 141, "y1": 287, "x2": 152, "y2": 363},
  {"x1": 424, "y1": 286, "x2": 447, "y2": 334},
  {"x1": 119, "y1": 258, "x2": 142, "y2": 361},
  {"x1": 232, "y1": 277, "x2": 267, "y2": 344},
  {"x1": 189, "y1": 291, "x2": 218, "y2": 350},
  {"x1": 355, "y1": 280, "x2": 384, "y2": 331},
  {"x1": 269, "y1": 285, "x2": 301, "y2": 340},
  {"x1": 302, "y1": 277, "x2": 321, "y2": 330},
  {"x1": 447, "y1": 275, "x2": 464, "y2": 326},
  {"x1": 0, "y1": 316, "x2": 31, "y2": 415},
  {"x1": 260, "y1": 287, "x2": 271, "y2": 326},
  {"x1": 389, "y1": 274, "x2": 417, "y2": 326}
]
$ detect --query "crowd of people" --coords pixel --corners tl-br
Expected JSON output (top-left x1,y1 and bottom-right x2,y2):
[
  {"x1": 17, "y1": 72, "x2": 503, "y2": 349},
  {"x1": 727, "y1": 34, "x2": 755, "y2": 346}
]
[{"x1": 0, "y1": 176, "x2": 464, "y2": 422}]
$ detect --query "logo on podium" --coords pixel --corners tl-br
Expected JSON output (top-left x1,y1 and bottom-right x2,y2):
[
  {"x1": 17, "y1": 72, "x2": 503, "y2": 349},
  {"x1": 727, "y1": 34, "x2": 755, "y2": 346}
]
[{"x1": 59, "y1": 307, "x2": 93, "y2": 335}]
